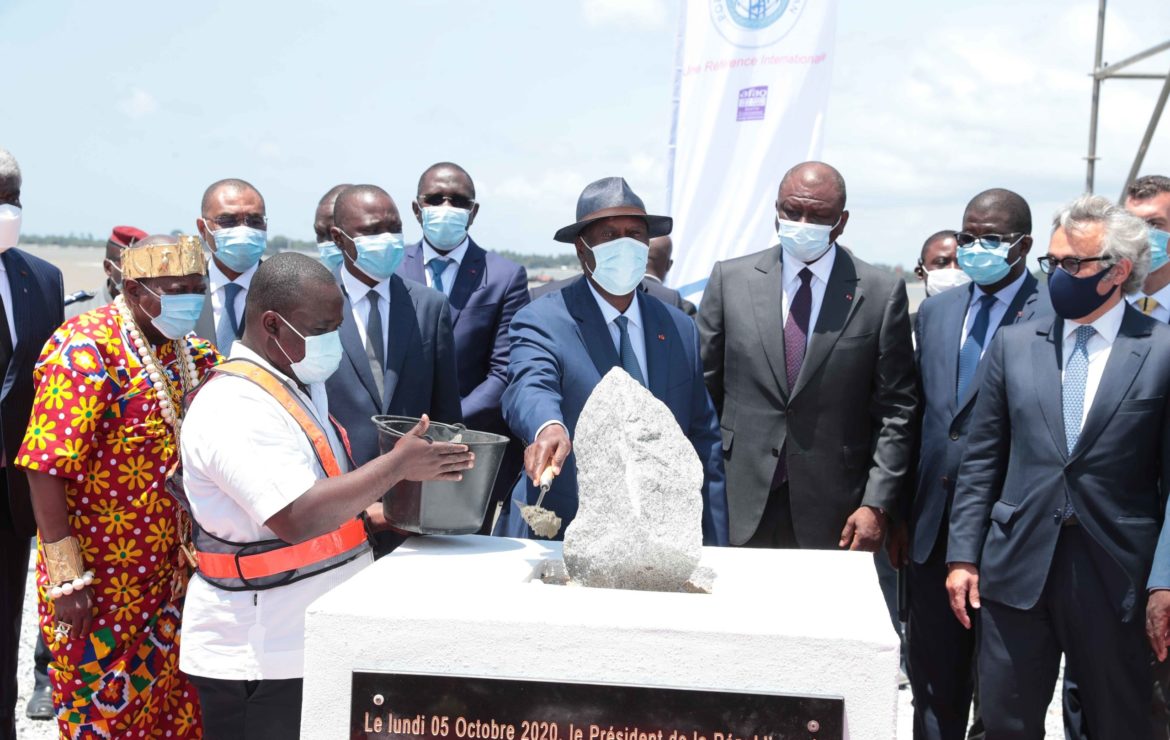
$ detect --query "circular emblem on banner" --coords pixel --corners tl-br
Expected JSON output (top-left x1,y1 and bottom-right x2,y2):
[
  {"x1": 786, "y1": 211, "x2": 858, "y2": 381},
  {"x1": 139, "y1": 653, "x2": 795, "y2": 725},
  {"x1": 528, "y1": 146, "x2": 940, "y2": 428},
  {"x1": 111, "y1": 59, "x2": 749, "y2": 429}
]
[{"x1": 709, "y1": 0, "x2": 807, "y2": 48}]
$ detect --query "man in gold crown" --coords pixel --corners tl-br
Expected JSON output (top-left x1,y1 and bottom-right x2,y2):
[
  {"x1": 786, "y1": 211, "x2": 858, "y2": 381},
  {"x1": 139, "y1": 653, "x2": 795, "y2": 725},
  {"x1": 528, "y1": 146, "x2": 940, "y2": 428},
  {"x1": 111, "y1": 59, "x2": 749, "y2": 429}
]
[{"x1": 16, "y1": 234, "x2": 217, "y2": 738}]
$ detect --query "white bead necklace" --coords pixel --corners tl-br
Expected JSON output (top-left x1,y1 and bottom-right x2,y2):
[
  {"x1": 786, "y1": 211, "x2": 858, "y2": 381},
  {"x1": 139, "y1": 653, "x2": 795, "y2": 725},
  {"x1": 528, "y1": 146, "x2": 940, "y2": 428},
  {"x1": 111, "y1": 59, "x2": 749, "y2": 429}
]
[{"x1": 114, "y1": 295, "x2": 200, "y2": 434}]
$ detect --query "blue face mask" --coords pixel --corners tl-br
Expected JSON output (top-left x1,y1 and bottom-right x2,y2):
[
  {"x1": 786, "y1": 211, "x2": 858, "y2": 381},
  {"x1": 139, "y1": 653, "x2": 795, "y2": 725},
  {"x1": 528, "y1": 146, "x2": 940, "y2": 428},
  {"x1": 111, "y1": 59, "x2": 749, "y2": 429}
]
[
  {"x1": 140, "y1": 284, "x2": 206, "y2": 340},
  {"x1": 317, "y1": 241, "x2": 343, "y2": 272},
  {"x1": 584, "y1": 236, "x2": 649, "y2": 296},
  {"x1": 343, "y1": 231, "x2": 405, "y2": 281},
  {"x1": 957, "y1": 237, "x2": 1022, "y2": 285},
  {"x1": 777, "y1": 217, "x2": 838, "y2": 263},
  {"x1": 1048, "y1": 261, "x2": 1117, "y2": 320},
  {"x1": 1150, "y1": 229, "x2": 1169, "y2": 272},
  {"x1": 205, "y1": 222, "x2": 267, "y2": 273},
  {"x1": 421, "y1": 206, "x2": 471, "y2": 250},
  {"x1": 275, "y1": 314, "x2": 344, "y2": 384}
]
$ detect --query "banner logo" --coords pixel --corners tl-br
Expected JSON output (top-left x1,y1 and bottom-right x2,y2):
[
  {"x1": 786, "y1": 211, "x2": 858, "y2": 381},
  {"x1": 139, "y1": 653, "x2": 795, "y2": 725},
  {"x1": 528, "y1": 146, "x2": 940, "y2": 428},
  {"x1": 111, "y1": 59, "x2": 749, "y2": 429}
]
[
  {"x1": 710, "y1": 0, "x2": 807, "y2": 48},
  {"x1": 736, "y1": 86, "x2": 768, "y2": 121}
]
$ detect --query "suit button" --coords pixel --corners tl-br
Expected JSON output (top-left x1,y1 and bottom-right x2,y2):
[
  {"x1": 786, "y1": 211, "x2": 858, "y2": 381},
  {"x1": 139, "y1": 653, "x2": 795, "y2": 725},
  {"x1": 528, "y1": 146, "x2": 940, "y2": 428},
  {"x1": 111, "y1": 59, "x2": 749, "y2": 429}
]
[
  {"x1": 1053, "y1": 510, "x2": 1062, "y2": 523},
  {"x1": 771, "y1": 448, "x2": 780, "y2": 458},
  {"x1": 950, "y1": 431, "x2": 960, "y2": 441}
]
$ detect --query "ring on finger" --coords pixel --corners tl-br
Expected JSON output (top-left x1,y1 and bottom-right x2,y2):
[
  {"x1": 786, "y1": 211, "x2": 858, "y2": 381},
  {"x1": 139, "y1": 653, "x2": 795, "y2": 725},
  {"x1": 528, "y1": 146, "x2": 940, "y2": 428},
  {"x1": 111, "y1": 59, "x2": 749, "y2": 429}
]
[{"x1": 54, "y1": 621, "x2": 72, "y2": 638}]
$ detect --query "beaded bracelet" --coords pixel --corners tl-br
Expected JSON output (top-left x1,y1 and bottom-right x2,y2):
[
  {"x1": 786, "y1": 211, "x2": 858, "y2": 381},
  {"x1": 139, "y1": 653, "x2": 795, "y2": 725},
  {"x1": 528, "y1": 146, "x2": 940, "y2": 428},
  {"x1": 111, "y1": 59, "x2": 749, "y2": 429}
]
[{"x1": 48, "y1": 570, "x2": 94, "y2": 600}]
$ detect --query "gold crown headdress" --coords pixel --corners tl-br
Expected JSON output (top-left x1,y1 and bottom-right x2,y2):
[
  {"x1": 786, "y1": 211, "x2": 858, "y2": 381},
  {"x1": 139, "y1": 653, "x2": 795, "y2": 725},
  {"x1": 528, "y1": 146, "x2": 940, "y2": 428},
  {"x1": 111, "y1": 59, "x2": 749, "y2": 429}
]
[{"x1": 120, "y1": 235, "x2": 206, "y2": 280}]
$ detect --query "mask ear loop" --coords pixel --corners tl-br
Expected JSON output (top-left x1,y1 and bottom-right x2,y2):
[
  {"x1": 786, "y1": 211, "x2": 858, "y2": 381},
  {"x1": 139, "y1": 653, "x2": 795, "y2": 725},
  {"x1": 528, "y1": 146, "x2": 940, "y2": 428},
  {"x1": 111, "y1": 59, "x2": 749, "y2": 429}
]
[{"x1": 271, "y1": 313, "x2": 307, "y2": 367}]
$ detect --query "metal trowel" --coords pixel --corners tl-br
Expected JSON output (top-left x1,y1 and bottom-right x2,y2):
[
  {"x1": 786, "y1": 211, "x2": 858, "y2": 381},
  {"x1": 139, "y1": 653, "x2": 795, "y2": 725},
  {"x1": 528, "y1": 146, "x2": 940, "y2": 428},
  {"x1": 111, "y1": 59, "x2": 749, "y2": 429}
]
[{"x1": 520, "y1": 466, "x2": 562, "y2": 538}]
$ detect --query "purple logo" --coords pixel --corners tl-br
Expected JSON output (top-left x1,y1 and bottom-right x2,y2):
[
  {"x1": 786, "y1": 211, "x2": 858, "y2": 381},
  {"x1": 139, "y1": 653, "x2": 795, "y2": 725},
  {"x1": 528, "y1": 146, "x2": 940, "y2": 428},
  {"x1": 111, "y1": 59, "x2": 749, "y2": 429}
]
[{"x1": 737, "y1": 86, "x2": 768, "y2": 121}]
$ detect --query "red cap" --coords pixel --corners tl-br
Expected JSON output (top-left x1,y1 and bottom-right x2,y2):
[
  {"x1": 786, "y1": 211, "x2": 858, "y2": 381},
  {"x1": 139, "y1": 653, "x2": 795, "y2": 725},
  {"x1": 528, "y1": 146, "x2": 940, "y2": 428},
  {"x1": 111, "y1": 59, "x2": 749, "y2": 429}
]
[{"x1": 108, "y1": 225, "x2": 148, "y2": 248}]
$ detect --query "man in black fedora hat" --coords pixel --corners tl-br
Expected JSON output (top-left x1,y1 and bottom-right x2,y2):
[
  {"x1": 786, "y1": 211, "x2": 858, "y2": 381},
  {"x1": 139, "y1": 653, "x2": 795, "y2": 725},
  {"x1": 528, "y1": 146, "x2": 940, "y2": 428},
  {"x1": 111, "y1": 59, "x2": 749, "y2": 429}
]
[{"x1": 496, "y1": 176, "x2": 728, "y2": 544}]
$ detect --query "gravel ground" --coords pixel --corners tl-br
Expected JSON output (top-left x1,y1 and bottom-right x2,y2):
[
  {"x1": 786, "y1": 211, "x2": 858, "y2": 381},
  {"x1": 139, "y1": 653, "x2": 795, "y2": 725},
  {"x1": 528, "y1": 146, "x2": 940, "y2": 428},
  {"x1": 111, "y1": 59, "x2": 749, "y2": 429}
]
[{"x1": 14, "y1": 542, "x2": 1063, "y2": 739}]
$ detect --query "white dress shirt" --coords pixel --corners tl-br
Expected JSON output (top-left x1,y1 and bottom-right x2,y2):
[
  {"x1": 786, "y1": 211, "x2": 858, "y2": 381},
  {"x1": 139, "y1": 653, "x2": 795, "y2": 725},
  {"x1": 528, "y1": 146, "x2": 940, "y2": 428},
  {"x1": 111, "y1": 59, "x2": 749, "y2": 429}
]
[
  {"x1": 0, "y1": 255, "x2": 16, "y2": 348},
  {"x1": 421, "y1": 238, "x2": 468, "y2": 298},
  {"x1": 1127, "y1": 282, "x2": 1170, "y2": 324},
  {"x1": 179, "y1": 342, "x2": 371, "y2": 681},
  {"x1": 535, "y1": 283, "x2": 648, "y2": 442},
  {"x1": 959, "y1": 270, "x2": 1027, "y2": 356},
  {"x1": 207, "y1": 258, "x2": 258, "y2": 333},
  {"x1": 341, "y1": 266, "x2": 391, "y2": 360},
  {"x1": 780, "y1": 244, "x2": 837, "y2": 332},
  {"x1": 1061, "y1": 299, "x2": 1126, "y2": 429}
]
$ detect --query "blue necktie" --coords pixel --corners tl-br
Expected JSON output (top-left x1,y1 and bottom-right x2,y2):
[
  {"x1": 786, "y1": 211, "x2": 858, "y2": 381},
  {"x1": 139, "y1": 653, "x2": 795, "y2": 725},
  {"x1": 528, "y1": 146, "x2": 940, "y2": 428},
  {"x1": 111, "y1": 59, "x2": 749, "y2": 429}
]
[
  {"x1": 614, "y1": 315, "x2": 645, "y2": 387},
  {"x1": 956, "y1": 294, "x2": 996, "y2": 402},
  {"x1": 429, "y1": 258, "x2": 450, "y2": 293},
  {"x1": 217, "y1": 282, "x2": 243, "y2": 350},
  {"x1": 1061, "y1": 324, "x2": 1096, "y2": 519}
]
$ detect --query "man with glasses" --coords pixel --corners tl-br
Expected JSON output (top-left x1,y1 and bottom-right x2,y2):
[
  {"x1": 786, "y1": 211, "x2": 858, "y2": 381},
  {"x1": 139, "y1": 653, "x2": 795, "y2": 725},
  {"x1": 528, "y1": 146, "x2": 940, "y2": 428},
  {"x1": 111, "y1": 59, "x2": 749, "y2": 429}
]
[
  {"x1": 397, "y1": 162, "x2": 529, "y2": 532},
  {"x1": 325, "y1": 184, "x2": 462, "y2": 554},
  {"x1": 1125, "y1": 175, "x2": 1170, "y2": 323},
  {"x1": 948, "y1": 195, "x2": 1170, "y2": 738},
  {"x1": 194, "y1": 178, "x2": 269, "y2": 353},
  {"x1": 906, "y1": 189, "x2": 1050, "y2": 740},
  {"x1": 698, "y1": 161, "x2": 916, "y2": 551}
]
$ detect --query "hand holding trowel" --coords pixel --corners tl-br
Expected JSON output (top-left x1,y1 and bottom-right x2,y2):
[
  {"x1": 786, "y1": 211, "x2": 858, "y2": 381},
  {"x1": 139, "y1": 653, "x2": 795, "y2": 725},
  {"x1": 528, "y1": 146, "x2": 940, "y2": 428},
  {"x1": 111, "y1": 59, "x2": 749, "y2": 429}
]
[{"x1": 520, "y1": 423, "x2": 571, "y2": 538}]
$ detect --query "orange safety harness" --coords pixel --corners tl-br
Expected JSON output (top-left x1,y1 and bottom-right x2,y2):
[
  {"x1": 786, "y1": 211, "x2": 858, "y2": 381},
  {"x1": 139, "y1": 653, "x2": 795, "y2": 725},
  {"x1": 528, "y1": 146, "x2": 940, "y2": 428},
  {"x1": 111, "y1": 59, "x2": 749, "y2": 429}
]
[{"x1": 178, "y1": 359, "x2": 370, "y2": 591}]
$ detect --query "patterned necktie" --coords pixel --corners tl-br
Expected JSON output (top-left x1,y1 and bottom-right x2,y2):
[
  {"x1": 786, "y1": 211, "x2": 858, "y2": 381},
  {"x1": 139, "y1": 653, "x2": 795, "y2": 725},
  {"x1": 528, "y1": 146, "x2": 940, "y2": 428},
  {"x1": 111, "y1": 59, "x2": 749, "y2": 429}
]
[
  {"x1": 1062, "y1": 324, "x2": 1096, "y2": 453},
  {"x1": 783, "y1": 268, "x2": 814, "y2": 390},
  {"x1": 217, "y1": 282, "x2": 243, "y2": 350},
  {"x1": 956, "y1": 295, "x2": 997, "y2": 402},
  {"x1": 365, "y1": 289, "x2": 385, "y2": 370},
  {"x1": 614, "y1": 315, "x2": 645, "y2": 386},
  {"x1": 1139, "y1": 296, "x2": 1160, "y2": 316},
  {"x1": 429, "y1": 258, "x2": 450, "y2": 293}
]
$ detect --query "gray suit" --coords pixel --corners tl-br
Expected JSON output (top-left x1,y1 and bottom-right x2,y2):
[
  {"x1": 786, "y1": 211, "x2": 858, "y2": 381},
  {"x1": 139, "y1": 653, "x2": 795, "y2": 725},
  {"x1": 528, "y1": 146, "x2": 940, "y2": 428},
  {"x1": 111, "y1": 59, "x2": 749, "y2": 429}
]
[{"x1": 699, "y1": 245, "x2": 917, "y2": 547}]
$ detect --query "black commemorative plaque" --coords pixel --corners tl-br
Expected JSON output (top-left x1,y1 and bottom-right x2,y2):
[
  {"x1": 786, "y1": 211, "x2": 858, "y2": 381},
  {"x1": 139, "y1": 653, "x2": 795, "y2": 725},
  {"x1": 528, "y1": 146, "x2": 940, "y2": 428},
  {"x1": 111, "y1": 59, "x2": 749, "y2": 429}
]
[{"x1": 350, "y1": 671, "x2": 843, "y2": 740}]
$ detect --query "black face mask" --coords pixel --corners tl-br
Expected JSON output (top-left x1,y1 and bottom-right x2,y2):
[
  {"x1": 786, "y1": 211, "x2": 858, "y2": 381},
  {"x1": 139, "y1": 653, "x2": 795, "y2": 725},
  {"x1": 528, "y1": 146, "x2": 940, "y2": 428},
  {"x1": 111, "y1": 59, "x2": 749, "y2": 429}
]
[{"x1": 1048, "y1": 264, "x2": 1116, "y2": 320}]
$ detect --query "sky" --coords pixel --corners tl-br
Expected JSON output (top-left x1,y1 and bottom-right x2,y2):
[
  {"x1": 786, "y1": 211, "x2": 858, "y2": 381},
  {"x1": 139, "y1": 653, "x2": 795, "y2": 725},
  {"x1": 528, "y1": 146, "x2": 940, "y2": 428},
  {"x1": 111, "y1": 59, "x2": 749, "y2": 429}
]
[{"x1": 3, "y1": 0, "x2": 1169, "y2": 271}]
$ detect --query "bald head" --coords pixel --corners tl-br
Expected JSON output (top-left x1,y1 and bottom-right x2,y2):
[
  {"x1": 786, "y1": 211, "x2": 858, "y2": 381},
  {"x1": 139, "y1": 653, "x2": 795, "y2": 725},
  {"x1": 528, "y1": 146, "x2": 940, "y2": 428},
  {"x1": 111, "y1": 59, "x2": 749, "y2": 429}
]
[
  {"x1": 315, "y1": 184, "x2": 353, "y2": 242},
  {"x1": 778, "y1": 162, "x2": 847, "y2": 211},
  {"x1": 647, "y1": 236, "x2": 674, "y2": 282},
  {"x1": 332, "y1": 185, "x2": 401, "y2": 234},
  {"x1": 201, "y1": 178, "x2": 265, "y2": 216},
  {"x1": 247, "y1": 252, "x2": 338, "y2": 320},
  {"x1": 963, "y1": 188, "x2": 1032, "y2": 236},
  {"x1": 417, "y1": 162, "x2": 475, "y2": 199}
]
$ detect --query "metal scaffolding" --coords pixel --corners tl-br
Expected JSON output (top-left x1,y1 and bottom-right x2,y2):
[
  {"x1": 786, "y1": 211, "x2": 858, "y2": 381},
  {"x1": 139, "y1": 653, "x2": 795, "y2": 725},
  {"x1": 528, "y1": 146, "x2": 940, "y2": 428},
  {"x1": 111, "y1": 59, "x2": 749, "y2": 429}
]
[{"x1": 1084, "y1": 0, "x2": 1170, "y2": 200}]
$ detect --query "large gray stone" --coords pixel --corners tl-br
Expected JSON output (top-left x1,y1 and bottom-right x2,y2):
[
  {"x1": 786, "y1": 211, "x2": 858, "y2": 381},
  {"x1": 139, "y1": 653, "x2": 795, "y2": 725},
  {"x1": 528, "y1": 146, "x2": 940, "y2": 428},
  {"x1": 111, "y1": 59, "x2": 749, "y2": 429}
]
[{"x1": 563, "y1": 368, "x2": 704, "y2": 591}]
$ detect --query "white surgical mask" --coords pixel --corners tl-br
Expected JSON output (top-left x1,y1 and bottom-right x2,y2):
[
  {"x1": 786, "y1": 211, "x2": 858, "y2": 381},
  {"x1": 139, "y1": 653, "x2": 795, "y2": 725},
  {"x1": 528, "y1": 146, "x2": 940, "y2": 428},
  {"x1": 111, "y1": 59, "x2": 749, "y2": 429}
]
[
  {"x1": 0, "y1": 204, "x2": 21, "y2": 251},
  {"x1": 584, "y1": 236, "x2": 649, "y2": 296},
  {"x1": 274, "y1": 314, "x2": 344, "y2": 384},
  {"x1": 777, "y1": 217, "x2": 839, "y2": 263},
  {"x1": 924, "y1": 267, "x2": 972, "y2": 297}
]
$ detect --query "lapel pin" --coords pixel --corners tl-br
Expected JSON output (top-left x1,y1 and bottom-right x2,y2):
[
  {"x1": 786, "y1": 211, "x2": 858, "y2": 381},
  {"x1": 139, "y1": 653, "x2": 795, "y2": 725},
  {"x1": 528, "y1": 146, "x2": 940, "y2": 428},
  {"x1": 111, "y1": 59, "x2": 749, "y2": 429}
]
[
  {"x1": 845, "y1": 293, "x2": 853, "y2": 301},
  {"x1": 657, "y1": 333, "x2": 666, "y2": 341}
]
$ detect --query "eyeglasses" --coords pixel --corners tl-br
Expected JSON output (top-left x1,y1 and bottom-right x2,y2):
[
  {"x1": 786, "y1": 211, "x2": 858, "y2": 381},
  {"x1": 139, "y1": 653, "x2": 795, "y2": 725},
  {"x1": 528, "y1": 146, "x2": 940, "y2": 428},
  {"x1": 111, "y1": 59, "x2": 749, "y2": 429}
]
[
  {"x1": 954, "y1": 232, "x2": 1023, "y2": 250},
  {"x1": 204, "y1": 214, "x2": 268, "y2": 230},
  {"x1": 1036, "y1": 255, "x2": 1113, "y2": 275},
  {"x1": 417, "y1": 194, "x2": 475, "y2": 210}
]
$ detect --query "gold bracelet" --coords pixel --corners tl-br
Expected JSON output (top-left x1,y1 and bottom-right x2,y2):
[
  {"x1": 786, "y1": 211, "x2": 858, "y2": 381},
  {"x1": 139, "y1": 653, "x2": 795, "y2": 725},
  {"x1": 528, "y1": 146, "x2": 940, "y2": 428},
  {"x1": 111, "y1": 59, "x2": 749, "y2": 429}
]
[{"x1": 42, "y1": 536, "x2": 85, "y2": 585}]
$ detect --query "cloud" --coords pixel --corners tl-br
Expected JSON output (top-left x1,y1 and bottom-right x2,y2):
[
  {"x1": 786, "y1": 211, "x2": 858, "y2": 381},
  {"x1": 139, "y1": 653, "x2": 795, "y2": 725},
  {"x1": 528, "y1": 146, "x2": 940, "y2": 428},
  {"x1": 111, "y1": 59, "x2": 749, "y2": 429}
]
[
  {"x1": 581, "y1": 0, "x2": 667, "y2": 30},
  {"x1": 118, "y1": 88, "x2": 157, "y2": 119}
]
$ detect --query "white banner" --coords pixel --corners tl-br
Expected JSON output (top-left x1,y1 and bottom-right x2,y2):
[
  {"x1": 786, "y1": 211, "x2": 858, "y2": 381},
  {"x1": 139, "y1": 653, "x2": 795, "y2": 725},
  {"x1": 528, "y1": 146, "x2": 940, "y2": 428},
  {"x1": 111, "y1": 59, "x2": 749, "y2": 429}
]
[{"x1": 667, "y1": 0, "x2": 838, "y2": 300}]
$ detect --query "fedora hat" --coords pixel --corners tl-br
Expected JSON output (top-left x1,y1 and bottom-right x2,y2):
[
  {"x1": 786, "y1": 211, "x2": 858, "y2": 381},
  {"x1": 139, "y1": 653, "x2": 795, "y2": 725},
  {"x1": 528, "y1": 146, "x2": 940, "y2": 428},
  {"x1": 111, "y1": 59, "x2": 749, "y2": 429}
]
[{"x1": 553, "y1": 177, "x2": 672, "y2": 243}]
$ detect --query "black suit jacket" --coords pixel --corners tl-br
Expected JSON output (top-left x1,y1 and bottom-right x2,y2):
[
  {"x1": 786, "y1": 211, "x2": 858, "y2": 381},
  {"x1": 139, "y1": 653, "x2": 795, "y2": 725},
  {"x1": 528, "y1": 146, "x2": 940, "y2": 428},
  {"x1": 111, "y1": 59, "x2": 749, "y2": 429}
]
[
  {"x1": 1, "y1": 248, "x2": 64, "y2": 535},
  {"x1": 325, "y1": 272, "x2": 462, "y2": 466},
  {"x1": 531, "y1": 275, "x2": 696, "y2": 317},
  {"x1": 948, "y1": 306, "x2": 1170, "y2": 621},
  {"x1": 909, "y1": 274, "x2": 1051, "y2": 563},
  {"x1": 699, "y1": 245, "x2": 918, "y2": 547}
]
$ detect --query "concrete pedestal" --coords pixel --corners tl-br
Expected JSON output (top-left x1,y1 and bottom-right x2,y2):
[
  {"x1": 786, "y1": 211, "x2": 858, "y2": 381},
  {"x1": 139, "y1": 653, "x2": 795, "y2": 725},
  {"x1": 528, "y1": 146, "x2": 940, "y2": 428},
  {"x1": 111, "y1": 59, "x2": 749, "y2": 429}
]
[{"x1": 302, "y1": 536, "x2": 898, "y2": 739}]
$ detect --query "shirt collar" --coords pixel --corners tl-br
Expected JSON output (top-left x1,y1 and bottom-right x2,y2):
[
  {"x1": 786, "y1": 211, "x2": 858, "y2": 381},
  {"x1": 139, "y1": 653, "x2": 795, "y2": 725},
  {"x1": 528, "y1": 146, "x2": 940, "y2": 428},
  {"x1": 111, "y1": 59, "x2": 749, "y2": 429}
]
[
  {"x1": 340, "y1": 264, "x2": 391, "y2": 304},
  {"x1": 642, "y1": 273, "x2": 663, "y2": 284},
  {"x1": 207, "y1": 257, "x2": 259, "y2": 293},
  {"x1": 1130, "y1": 280, "x2": 1170, "y2": 306},
  {"x1": 781, "y1": 244, "x2": 837, "y2": 287},
  {"x1": 972, "y1": 269, "x2": 1027, "y2": 309},
  {"x1": 586, "y1": 278, "x2": 643, "y2": 330},
  {"x1": 227, "y1": 341, "x2": 332, "y2": 417},
  {"x1": 421, "y1": 237, "x2": 469, "y2": 268},
  {"x1": 1064, "y1": 298, "x2": 1126, "y2": 345}
]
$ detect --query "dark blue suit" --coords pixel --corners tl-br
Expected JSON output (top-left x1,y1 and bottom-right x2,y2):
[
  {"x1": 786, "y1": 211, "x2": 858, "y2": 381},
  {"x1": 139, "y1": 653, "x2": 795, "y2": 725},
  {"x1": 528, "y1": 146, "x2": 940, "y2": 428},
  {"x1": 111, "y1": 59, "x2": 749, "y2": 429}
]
[
  {"x1": 496, "y1": 276, "x2": 729, "y2": 545},
  {"x1": 906, "y1": 274, "x2": 1050, "y2": 740},
  {"x1": 398, "y1": 239, "x2": 529, "y2": 532},
  {"x1": 0, "y1": 248, "x2": 63, "y2": 738},
  {"x1": 948, "y1": 305, "x2": 1170, "y2": 738},
  {"x1": 326, "y1": 272, "x2": 463, "y2": 467}
]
